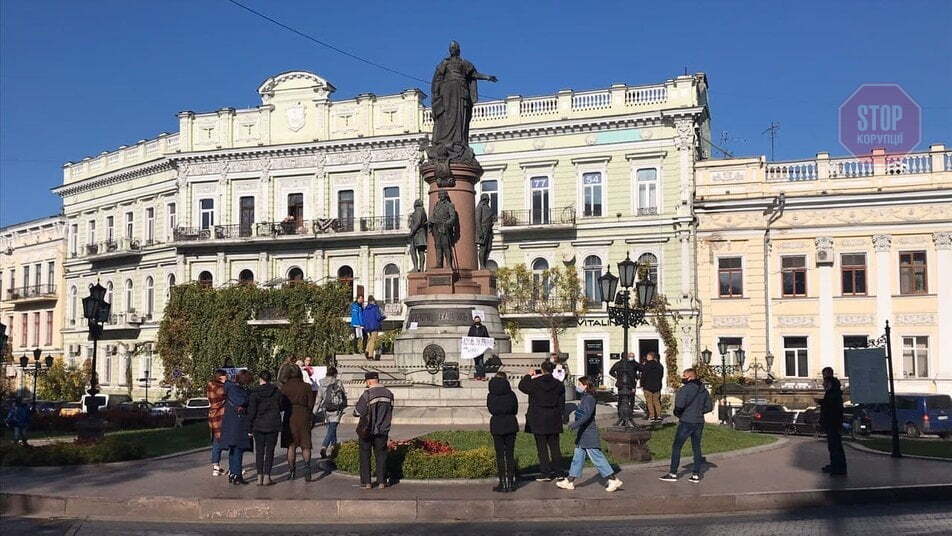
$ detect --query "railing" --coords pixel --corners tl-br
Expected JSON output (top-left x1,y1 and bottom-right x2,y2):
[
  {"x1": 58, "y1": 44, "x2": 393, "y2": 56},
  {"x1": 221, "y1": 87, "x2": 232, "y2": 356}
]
[
  {"x1": 766, "y1": 161, "x2": 817, "y2": 182},
  {"x1": 6, "y1": 284, "x2": 57, "y2": 300},
  {"x1": 214, "y1": 224, "x2": 254, "y2": 239},
  {"x1": 78, "y1": 238, "x2": 144, "y2": 257},
  {"x1": 472, "y1": 101, "x2": 507, "y2": 122},
  {"x1": 572, "y1": 90, "x2": 611, "y2": 111},
  {"x1": 519, "y1": 96, "x2": 558, "y2": 117},
  {"x1": 625, "y1": 86, "x2": 667, "y2": 106},
  {"x1": 359, "y1": 215, "x2": 403, "y2": 232},
  {"x1": 886, "y1": 154, "x2": 931, "y2": 175},
  {"x1": 172, "y1": 216, "x2": 404, "y2": 243},
  {"x1": 946, "y1": 151, "x2": 952, "y2": 171},
  {"x1": 500, "y1": 207, "x2": 576, "y2": 228},
  {"x1": 173, "y1": 227, "x2": 211, "y2": 241},
  {"x1": 637, "y1": 206, "x2": 659, "y2": 216},
  {"x1": 829, "y1": 157, "x2": 874, "y2": 178},
  {"x1": 256, "y1": 220, "x2": 311, "y2": 237},
  {"x1": 499, "y1": 296, "x2": 581, "y2": 314}
]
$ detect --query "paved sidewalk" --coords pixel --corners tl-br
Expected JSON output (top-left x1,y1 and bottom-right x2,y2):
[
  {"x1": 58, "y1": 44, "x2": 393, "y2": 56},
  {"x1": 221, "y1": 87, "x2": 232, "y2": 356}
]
[{"x1": 2, "y1": 427, "x2": 950, "y2": 522}]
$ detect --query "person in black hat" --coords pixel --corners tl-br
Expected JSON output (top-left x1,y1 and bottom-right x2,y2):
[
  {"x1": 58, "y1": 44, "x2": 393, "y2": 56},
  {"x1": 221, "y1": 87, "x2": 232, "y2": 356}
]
[{"x1": 354, "y1": 371, "x2": 394, "y2": 489}]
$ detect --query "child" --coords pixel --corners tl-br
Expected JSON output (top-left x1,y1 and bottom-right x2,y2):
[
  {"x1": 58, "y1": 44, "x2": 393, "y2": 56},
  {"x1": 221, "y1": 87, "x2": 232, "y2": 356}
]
[{"x1": 556, "y1": 376, "x2": 623, "y2": 492}]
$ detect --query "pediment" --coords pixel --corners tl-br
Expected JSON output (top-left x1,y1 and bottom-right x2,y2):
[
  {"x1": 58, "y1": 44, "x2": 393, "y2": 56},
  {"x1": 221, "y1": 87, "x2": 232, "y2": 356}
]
[{"x1": 257, "y1": 71, "x2": 336, "y2": 102}]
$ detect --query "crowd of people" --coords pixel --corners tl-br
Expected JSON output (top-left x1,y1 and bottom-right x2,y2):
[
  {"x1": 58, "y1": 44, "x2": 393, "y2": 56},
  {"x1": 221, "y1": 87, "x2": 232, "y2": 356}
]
[{"x1": 349, "y1": 295, "x2": 386, "y2": 360}]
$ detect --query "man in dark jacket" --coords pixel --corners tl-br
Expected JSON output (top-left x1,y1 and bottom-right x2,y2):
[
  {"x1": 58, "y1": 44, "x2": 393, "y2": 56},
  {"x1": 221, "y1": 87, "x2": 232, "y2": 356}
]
[
  {"x1": 354, "y1": 372, "x2": 394, "y2": 488},
  {"x1": 518, "y1": 360, "x2": 565, "y2": 481},
  {"x1": 819, "y1": 367, "x2": 847, "y2": 476},
  {"x1": 641, "y1": 352, "x2": 665, "y2": 422},
  {"x1": 660, "y1": 368, "x2": 713, "y2": 483},
  {"x1": 468, "y1": 316, "x2": 490, "y2": 380},
  {"x1": 247, "y1": 370, "x2": 282, "y2": 486},
  {"x1": 487, "y1": 372, "x2": 518, "y2": 492}
]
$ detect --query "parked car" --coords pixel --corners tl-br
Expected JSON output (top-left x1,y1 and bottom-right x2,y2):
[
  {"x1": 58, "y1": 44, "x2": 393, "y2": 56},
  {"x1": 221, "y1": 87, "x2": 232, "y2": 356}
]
[
  {"x1": 786, "y1": 407, "x2": 821, "y2": 437},
  {"x1": 58, "y1": 402, "x2": 83, "y2": 417},
  {"x1": 857, "y1": 394, "x2": 952, "y2": 438},
  {"x1": 175, "y1": 397, "x2": 211, "y2": 425},
  {"x1": 150, "y1": 400, "x2": 184, "y2": 416},
  {"x1": 33, "y1": 400, "x2": 65, "y2": 414},
  {"x1": 731, "y1": 403, "x2": 795, "y2": 433},
  {"x1": 117, "y1": 400, "x2": 154, "y2": 413},
  {"x1": 79, "y1": 393, "x2": 132, "y2": 413}
]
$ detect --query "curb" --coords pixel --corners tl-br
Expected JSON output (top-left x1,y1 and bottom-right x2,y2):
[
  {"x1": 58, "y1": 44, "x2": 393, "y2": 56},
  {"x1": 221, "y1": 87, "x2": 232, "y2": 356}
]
[
  {"x1": 845, "y1": 440, "x2": 952, "y2": 462},
  {"x1": 3, "y1": 483, "x2": 951, "y2": 523}
]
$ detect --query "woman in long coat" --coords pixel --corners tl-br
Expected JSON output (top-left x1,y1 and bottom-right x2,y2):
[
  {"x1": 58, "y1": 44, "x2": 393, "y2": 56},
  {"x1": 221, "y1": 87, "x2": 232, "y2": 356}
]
[
  {"x1": 221, "y1": 370, "x2": 253, "y2": 485},
  {"x1": 281, "y1": 366, "x2": 316, "y2": 481}
]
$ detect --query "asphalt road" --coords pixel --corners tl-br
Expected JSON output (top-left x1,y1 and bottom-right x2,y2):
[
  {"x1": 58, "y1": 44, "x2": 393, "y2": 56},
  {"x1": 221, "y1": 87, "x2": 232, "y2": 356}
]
[{"x1": 4, "y1": 500, "x2": 952, "y2": 536}]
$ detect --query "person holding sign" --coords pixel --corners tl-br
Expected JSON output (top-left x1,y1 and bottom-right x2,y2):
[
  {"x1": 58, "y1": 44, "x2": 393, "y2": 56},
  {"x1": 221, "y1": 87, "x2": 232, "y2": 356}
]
[{"x1": 468, "y1": 315, "x2": 490, "y2": 380}]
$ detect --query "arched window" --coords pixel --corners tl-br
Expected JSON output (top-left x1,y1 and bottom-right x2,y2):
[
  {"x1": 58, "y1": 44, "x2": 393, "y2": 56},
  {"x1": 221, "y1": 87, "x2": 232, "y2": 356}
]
[
  {"x1": 337, "y1": 265, "x2": 354, "y2": 290},
  {"x1": 69, "y1": 286, "x2": 77, "y2": 325},
  {"x1": 105, "y1": 281, "x2": 114, "y2": 308},
  {"x1": 383, "y1": 264, "x2": 400, "y2": 303},
  {"x1": 238, "y1": 269, "x2": 254, "y2": 285},
  {"x1": 198, "y1": 271, "x2": 213, "y2": 288},
  {"x1": 167, "y1": 274, "x2": 175, "y2": 297},
  {"x1": 145, "y1": 276, "x2": 154, "y2": 318},
  {"x1": 287, "y1": 267, "x2": 304, "y2": 282},
  {"x1": 532, "y1": 258, "x2": 550, "y2": 300},
  {"x1": 125, "y1": 279, "x2": 134, "y2": 313},
  {"x1": 583, "y1": 255, "x2": 602, "y2": 303},
  {"x1": 638, "y1": 253, "x2": 658, "y2": 284},
  {"x1": 485, "y1": 260, "x2": 499, "y2": 272}
]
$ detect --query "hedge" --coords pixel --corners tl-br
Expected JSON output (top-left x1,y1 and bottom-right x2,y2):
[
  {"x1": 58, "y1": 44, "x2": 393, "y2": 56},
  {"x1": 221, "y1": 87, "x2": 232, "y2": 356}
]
[
  {"x1": 0, "y1": 436, "x2": 145, "y2": 466},
  {"x1": 30, "y1": 410, "x2": 175, "y2": 433},
  {"x1": 334, "y1": 438, "x2": 497, "y2": 480}
]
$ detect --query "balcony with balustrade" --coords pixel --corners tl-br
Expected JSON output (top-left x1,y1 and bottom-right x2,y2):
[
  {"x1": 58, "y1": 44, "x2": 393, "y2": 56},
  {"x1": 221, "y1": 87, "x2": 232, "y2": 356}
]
[
  {"x1": 5, "y1": 284, "x2": 57, "y2": 304},
  {"x1": 696, "y1": 144, "x2": 951, "y2": 201},
  {"x1": 72, "y1": 238, "x2": 155, "y2": 262},
  {"x1": 499, "y1": 207, "x2": 576, "y2": 233},
  {"x1": 172, "y1": 215, "x2": 405, "y2": 248}
]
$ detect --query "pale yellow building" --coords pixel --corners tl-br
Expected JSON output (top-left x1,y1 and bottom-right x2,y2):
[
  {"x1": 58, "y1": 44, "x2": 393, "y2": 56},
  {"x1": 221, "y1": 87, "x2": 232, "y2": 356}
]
[
  {"x1": 695, "y1": 145, "x2": 952, "y2": 396},
  {"x1": 0, "y1": 215, "x2": 67, "y2": 392}
]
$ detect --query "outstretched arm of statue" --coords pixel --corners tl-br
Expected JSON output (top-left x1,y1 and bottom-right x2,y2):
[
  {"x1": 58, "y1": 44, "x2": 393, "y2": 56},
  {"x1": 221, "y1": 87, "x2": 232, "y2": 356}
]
[{"x1": 474, "y1": 72, "x2": 498, "y2": 83}]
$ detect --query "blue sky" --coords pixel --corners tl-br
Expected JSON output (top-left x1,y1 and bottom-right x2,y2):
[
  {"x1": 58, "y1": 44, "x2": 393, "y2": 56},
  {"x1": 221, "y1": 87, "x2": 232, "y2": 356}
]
[{"x1": 1, "y1": 0, "x2": 950, "y2": 226}]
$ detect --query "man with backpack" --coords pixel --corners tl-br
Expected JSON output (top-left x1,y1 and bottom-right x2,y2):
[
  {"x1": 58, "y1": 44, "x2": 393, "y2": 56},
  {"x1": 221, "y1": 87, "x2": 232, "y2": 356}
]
[
  {"x1": 316, "y1": 367, "x2": 347, "y2": 459},
  {"x1": 659, "y1": 368, "x2": 713, "y2": 483}
]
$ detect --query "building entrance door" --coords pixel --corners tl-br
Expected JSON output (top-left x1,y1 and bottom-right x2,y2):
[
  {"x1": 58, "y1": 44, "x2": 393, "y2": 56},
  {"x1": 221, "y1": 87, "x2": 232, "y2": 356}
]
[
  {"x1": 584, "y1": 339, "x2": 604, "y2": 386},
  {"x1": 639, "y1": 338, "x2": 659, "y2": 363}
]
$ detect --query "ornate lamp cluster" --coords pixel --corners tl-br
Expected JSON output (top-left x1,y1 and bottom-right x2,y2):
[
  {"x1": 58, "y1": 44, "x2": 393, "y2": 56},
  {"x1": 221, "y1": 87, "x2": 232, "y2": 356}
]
[
  {"x1": 18, "y1": 348, "x2": 55, "y2": 411},
  {"x1": 82, "y1": 282, "x2": 111, "y2": 418},
  {"x1": 597, "y1": 253, "x2": 657, "y2": 333}
]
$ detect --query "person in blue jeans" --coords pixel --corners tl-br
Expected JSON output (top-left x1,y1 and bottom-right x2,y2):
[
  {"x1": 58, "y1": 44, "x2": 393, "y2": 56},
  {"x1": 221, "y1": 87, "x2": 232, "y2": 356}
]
[
  {"x1": 556, "y1": 376, "x2": 623, "y2": 492},
  {"x1": 221, "y1": 370, "x2": 253, "y2": 485},
  {"x1": 316, "y1": 367, "x2": 347, "y2": 459},
  {"x1": 660, "y1": 368, "x2": 713, "y2": 483}
]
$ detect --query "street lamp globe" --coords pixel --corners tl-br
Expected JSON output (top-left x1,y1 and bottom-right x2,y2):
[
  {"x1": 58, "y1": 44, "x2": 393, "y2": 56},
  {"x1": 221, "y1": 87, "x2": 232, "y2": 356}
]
[
  {"x1": 19, "y1": 355, "x2": 28, "y2": 368},
  {"x1": 617, "y1": 253, "x2": 637, "y2": 289},
  {"x1": 45, "y1": 355, "x2": 54, "y2": 368},
  {"x1": 701, "y1": 347, "x2": 712, "y2": 365},
  {"x1": 735, "y1": 348, "x2": 746, "y2": 368},
  {"x1": 33, "y1": 348, "x2": 42, "y2": 361},
  {"x1": 765, "y1": 351, "x2": 774, "y2": 371},
  {"x1": 717, "y1": 339, "x2": 729, "y2": 357},
  {"x1": 635, "y1": 276, "x2": 656, "y2": 308},
  {"x1": 598, "y1": 268, "x2": 619, "y2": 305}
]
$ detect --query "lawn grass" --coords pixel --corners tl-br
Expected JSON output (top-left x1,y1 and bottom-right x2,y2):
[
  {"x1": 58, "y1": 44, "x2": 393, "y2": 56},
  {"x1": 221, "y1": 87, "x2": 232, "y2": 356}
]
[
  {"x1": 105, "y1": 422, "x2": 211, "y2": 458},
  {"x1": 422, "y1": 423, "x2": 775, "y2": 472},
  {"x1": 856, "y1": 437, "x2": 952, "y2": 459}
]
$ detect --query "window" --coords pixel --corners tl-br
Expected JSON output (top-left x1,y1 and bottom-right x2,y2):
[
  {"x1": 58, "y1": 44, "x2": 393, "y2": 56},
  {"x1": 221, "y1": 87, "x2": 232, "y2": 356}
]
[
  {"x1": 105, "y1": 282, "x2": 113, "y2": 318},
  {"x1": 23, "y1": 264, "x2": 30, "y2": 289},
  {"x1": 87, "y1": 220, "x2": 96, "y2": 245},
  {"x1": 47, "y1": 262, "x2": 54, "y2": 292},
  {"x1": 32, "y1": 312, "x2": 40, "y2": 347},
  {"x1": 338, "y1": 190, "x2": 354, "y2": 232},
  {"x1": 69, "y1": 286, "x2": 77, "y2": 326},
  {"x1": 70, "y1": 224, "x2": 78, "y2": 256},
  {"x1": 239, "y1": 197, "x2": 255, "y2": 237},
  {"x1": 480, "y1": 179, "x2": 499, "y2": 215},
  {"x1": 532, "y1": 258, "x2": 550, "y2": 300},
  {"x1": 383, "y1": 187, "x2": 400, "y2": 230},
  {"x1": 125, "y1": 279, "x2": 134, "y2": 313},
  {"x1": 531, "y1": 340, "x2": 551, "y2": 353},
  {"x1": 125, "y1": 212, "x2": 134, "y2": 240},
  {"x1": 167, "y1": 274, "x2": 176, "y2": 297},
  {"x1": 781, "y1": 256, "x2": 807, "y2": 297},
  {"x1": 146, "y1": 208, "x2": 155, "y2": 244},
  {"x1": 842, "y1": 335, "x2": 869, "y2": 377},
  {"x1": 238, "y1": 269, "x2": 254, "y2": 285},
  {"x1": 45, "y1": 311, "x2": 53, "y2": 346},
  {"x1": 530, "y1": 176, "x2": 550, "y2": 225},
  {"x1": 638, "y1": 253, "x2": 658, "y2": 284},
  {"x1": 33, "y1": 263, "x2": 41, "y2": 291},
  {"x1": 583, "y1": 255, "x2": 602, "y2": 303},
  {"x1": 841, "y1": 253, "x2": 867, "y2": 296},
  {"x1": 167, "y1": 203, "x2": 177, "y2": 233},
  {"x1": 899, "y1": 251, "x2": 927, "y2": 295},
  {"x1": 783, "y1": 336, "x2": 809, "y2": 377},
  {"x1": 199, "y1": 199, "x2": 215, "y2": 230},
  {"x1": 287, "y1": 193, "x2": 304, "y2": 231},
  {"x1": 20, "y1": 313, "x2": 27, "y2": 347},
  {"x1": 337, "y1": 266, "x2": 354, "y2": 291},
  {"x1": 198, "y1": 271, "x2": 213, "y2": 288},
  {"x1": 582, "y1": 172, "x2": 602, "y2": 217},
  {"x1": 718, "y1": 257, "x2": 743, "y2": 297},
  {"x1": 636, "y1": 168, "x2": 658, "y2": 215},
  {"x1": 145, "y1": 276, "x2": 154, "y2": 318},
  {"x1": 383, "y1": 264, "x2": 400, "y2": 303},
  {"x1": 106, "y1": 216, "x2": 115, "y2": 243},
  {"x1": 902, "y1": 336, "x2": 929, "y2": 378},
  {"x1": 717, "y1": 337, "x2": 744, "y2": 367},
  {"x1": 287, "y1": 267, "x2": 304, "y2": 282}
]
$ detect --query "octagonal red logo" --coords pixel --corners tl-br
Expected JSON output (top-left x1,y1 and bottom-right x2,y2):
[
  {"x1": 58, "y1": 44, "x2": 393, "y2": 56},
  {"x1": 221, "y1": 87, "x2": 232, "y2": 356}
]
[{"x1": 839, "y1": 83, "x2": 921, "y2": 156}]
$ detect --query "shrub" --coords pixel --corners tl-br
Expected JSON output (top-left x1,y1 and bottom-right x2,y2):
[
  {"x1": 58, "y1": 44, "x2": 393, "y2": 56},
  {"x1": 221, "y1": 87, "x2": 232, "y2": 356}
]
[
  {"x1": 30, "y1": 410, "x2": 175, "y2": 434},
  {"x1": 0, "y1": 436, "x2": 146, "y2": 466},
  {"x1": 334, "y1": 438, "x2": 496, "y2": 480}
]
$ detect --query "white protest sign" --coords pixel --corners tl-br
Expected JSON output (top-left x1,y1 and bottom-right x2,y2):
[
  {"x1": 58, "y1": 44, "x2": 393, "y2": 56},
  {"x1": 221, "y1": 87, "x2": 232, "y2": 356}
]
[
  {"x1": 460, "y1": 336, "x2": 494, "y2": 360},
  {"x1": 845, "y1": 348, "x2": 889, "y2": 404},
  {"x1": 471, "y1": 310, "x2": 486, "y2": 321}
]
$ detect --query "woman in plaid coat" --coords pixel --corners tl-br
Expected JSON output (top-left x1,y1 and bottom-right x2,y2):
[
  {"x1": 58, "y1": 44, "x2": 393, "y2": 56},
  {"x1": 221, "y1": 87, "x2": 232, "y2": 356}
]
[{"x1": 206, "y1": 369, "x2": 228, "y2": 476}]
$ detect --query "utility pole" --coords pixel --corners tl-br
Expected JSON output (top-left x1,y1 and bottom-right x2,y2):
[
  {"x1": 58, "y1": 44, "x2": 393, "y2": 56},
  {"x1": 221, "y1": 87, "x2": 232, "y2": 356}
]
[{"x1": 762, "y1": 122, "x2": 780, "y2": 161}]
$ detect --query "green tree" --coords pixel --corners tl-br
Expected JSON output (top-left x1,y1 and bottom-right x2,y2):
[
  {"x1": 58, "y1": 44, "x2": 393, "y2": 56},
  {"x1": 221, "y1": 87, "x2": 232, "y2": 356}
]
[
  {"x1": 36, "y1": 357, "x2": 87, "y2": 401},
  {"x1": 496, "y1": 263, "x2": 586, "y2": 357}
]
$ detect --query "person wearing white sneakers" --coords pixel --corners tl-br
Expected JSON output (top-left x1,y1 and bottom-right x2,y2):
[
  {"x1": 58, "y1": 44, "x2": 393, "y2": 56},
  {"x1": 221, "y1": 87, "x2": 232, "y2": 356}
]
[
  {"x1": 556, "y1": 376, "x2": 623, "y2": 493},
  {"x1": 659, "y1": 368, "x2": 713, "y2": 484}
]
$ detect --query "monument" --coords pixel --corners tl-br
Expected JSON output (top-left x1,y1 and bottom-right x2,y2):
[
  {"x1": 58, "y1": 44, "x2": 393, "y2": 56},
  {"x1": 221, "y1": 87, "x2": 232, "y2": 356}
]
[{"x1": 395, "y1": 41, "x2": 510, "y2": 384}]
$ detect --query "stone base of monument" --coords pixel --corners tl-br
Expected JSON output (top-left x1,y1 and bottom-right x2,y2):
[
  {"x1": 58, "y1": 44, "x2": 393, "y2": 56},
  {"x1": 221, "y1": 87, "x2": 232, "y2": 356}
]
[{"x1": 601, "y1": 426, "x2": 653, "y2": 462}]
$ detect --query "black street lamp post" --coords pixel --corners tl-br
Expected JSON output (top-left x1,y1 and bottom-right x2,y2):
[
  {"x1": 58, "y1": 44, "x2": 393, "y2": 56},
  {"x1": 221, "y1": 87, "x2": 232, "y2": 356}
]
[
  {"x1": 19, "y1": 348, "x2": 54, "y2": 411},
  {"x1": 734, "y1": 349, "x2": 773, "y2": 404},
  {"x1": 81, "y1": 282, "x2": 111, "y2": 421},
  {"x1": 598, "y1": 252, "x2": 656, "y2": 427}
]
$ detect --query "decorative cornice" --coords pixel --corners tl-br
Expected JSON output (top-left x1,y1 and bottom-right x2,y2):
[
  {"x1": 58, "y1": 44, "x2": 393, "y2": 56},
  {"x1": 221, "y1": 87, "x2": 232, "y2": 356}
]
[
  {"x1": 170, "y1": 134, "x2": 427, "y2": 165},
  {"x1": 53, "y1": 160, "x2": 175, "y2": 198}
]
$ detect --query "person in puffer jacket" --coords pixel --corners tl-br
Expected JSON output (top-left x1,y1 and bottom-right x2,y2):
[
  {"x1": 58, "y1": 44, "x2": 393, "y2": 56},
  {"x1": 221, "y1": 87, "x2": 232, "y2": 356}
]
[
  {"x1": 487, "y1": 372, "x2": 518, "y2": 492},
  {"x1": 349, "y1": 295, "x2": 365, "y2": 353}
]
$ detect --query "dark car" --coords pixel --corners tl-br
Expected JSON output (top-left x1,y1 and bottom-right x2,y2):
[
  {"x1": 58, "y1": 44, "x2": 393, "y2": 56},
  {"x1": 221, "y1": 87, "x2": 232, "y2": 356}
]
[
  {"x1": 150, "y1": 400, "x2": 183, "y2": 416},
  {"x1": 117, "y1": 400, "x2": 153, "y2": 413},
  {"x1": 732, "y1": 403, "x2": 795, "y2": 433},
  {"x1": 33, "y1": 400, "x2": 65, "y2": 414},
  {"x1": 787, "y1": 408, "x2": 821, "y2": 437},
  {"x1": 858, "y1": 394, "x2": 952, "y2": 438}
]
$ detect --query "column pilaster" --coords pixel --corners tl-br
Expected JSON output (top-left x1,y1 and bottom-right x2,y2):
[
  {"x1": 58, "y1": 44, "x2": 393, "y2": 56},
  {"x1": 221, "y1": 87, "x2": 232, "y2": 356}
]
[
  {"x1": 934, "y1": 232, "x2": 952, "y2": 378},
  {"x1": 873, "y1": 234, "x2": 893, "y2": 330}
]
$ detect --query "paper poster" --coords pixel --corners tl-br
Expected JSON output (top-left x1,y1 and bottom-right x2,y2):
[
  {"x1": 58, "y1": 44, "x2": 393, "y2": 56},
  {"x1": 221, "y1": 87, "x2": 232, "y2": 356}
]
[
  {"x1": 409, "y1": 322, "x2": 419, "y2": 330},
  {"x1": 845, "y1": 348, "x2": 889, "y2": 404},
  {"x1": 460, "y1": 336, "x2": 494, "y2": 359},
  {"x1": 471, "y1": 310, "x2": 485, "y2": 321}
]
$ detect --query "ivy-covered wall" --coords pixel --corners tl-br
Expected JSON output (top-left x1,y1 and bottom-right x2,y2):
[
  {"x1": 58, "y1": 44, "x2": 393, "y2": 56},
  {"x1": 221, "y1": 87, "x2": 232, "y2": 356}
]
[{"x1": 156, "y1": 281, "x2": 351, "y2": 397}]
